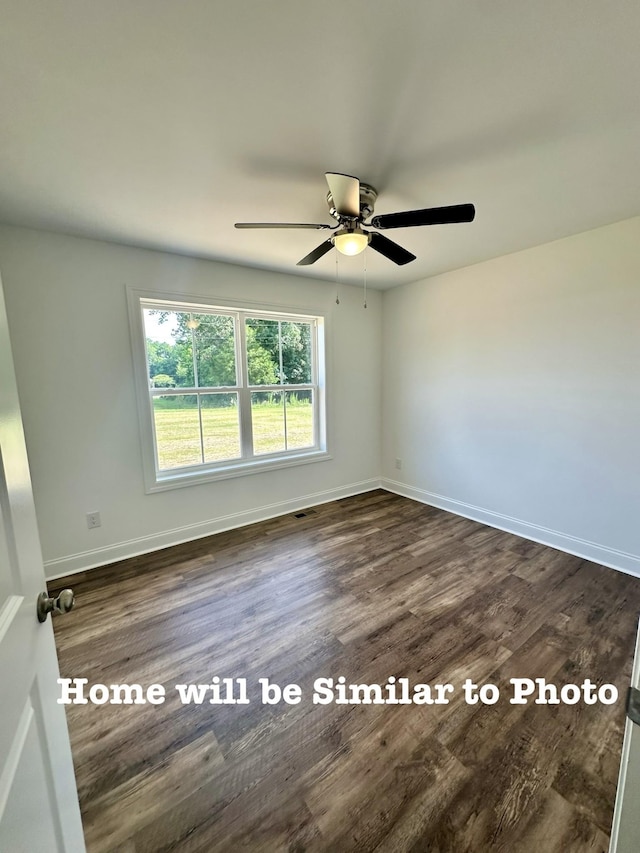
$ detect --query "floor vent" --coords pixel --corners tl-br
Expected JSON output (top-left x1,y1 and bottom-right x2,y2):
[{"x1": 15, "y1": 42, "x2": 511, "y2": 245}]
[{"x1": 293, "y1": 509, "x2": 316, "y2": 519}]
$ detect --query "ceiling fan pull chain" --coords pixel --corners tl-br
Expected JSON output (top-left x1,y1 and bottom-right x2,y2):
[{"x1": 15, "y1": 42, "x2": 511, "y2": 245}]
[
  {"x1": 335, "y1": 249, "x2": 340, "y2": 305},
  {"x1": 363, "y1": 250, "x2": 367, "y2": 309}
]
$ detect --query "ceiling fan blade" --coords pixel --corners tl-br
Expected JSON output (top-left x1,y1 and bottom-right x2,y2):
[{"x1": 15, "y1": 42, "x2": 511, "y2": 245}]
[
  {"x1": 325, "y1": 172, "x2": 360, "y2": 218},
  {"x1": 371, "y1": 203, "x2": 476, "y2": 230},
  {"x1": 296, "y1": 239, "x2": 334, "y2": 266},
  {"x1": 368, "y1": 232, "x2": 416, "y2": 265},
  {"x1": 235, "y1": 222, "x2": 332, "y2": 229}
]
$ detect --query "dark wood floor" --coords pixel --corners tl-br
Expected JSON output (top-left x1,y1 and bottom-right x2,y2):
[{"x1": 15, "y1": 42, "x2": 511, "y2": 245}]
[{"x1": 50, "y1": 490, "x2": 640, "y2": 852}]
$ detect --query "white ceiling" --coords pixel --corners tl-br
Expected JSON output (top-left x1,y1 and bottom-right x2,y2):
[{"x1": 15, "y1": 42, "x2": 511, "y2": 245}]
[{"x1": 1, "y1": 1, "x2": 640, "y2": 289}]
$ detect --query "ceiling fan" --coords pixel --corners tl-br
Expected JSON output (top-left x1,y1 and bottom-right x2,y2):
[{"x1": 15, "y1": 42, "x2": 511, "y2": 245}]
[{"x1": 235, "y1": 172, "x2": 475, "y2": 266}]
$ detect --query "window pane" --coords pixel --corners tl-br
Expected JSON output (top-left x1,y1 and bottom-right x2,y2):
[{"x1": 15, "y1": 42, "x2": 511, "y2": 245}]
[
  {"x1": 246, "y1": 318, "x2": 280, "y2": 385},
  {"x1": 251, "y1": 391, "x2": 285, "y2": 455},
  {"x1": 143, "y1": 309, "x2": 194, "y2": 388},
  {"x1": 192, "y1": 313, "x2": 237, "y2": 387},
  {"x1": 285, "y1": 390, "x2": 314, "y2": 449},
  {"x1": 200, "y1": 393, "x2": 241, "y2": 462},
  {"x1": 281, "y1": 322, "x2": 312, "y2": 384},
  {"x1": 153, "y1": 394, "x2": 202, "y2": 469},
  {"x1": 141, "y1": 301, "x2": 322, "y2": 483}
]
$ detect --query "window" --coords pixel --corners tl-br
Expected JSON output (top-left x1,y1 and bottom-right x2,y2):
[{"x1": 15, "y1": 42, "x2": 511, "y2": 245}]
[{"x1": 129, "y1": 292, "x2": 328, "y2": 490}]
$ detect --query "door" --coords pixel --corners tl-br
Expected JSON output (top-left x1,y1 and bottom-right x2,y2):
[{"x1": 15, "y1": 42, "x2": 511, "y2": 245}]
[
  {"x1": 0, "y1": 271, "x2": 85, "y2": 852},
  {"x1": 609, "y1": 619, "x2": 640, "y2": 852}
]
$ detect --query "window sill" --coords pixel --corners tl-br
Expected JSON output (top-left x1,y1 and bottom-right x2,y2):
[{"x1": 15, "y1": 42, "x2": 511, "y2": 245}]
[{"x1": 146, "y1": 449, "x2": 332, "y2": 493}]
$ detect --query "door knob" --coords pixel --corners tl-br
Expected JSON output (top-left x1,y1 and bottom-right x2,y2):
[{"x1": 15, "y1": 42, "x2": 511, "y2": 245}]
[{"x1": 37, "y1": 589, "x2": 75, "y2": 623}]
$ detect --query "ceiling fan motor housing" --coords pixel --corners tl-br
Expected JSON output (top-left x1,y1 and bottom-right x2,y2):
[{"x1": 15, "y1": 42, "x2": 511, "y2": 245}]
[{"x1": 327, "y1": 182, "x2": 378, "y2": 222}]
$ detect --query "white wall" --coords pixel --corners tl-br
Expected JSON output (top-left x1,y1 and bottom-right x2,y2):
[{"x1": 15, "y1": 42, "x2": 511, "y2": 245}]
[
  {"x1": 382, "y1": 217, "x2": 640, "y2": 575},
  {"x1": 0, "y1": 226, "x2": 382, "y2": 577}
]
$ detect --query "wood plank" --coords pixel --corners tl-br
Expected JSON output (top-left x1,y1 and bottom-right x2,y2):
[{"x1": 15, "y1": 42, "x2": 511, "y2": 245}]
[{"x1": 82, "y1": 733, "x2": 224, "y2": 853}]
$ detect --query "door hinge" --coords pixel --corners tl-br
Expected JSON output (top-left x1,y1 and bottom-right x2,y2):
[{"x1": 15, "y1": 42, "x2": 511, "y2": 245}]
[{"x1": 626, "y1": 687, "x2": 640, "y2": 726}]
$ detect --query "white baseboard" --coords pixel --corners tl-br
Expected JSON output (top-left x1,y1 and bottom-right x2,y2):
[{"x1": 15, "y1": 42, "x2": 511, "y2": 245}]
[
  {"x1": 47, "y1": 476, "x2": 640, "y2": 582},
  {"x1": 45, "y1": 478, "x2": 382, "y2": 580},
  {"x1": 381, "y1": 478, "x2": 640, "y2": 579}
]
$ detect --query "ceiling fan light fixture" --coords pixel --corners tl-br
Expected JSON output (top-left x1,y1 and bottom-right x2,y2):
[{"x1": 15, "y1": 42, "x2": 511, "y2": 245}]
[{"x1": 333, "y1": 228, "x2": 369, "y2": 256}]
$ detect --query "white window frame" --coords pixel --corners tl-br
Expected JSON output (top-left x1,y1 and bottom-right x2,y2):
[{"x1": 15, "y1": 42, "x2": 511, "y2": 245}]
[{"x1": 127, "y1": 289, "x2": 329, "y2": 492}]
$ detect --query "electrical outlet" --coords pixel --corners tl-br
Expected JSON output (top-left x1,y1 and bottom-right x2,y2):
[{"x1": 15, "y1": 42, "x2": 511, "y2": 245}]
[
  {"x1": 395, "y1": 458, "x2": 402, "y2": 470},
  {"x1": 86, "y1": 511, "x2": 101, "y2": 529}
]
